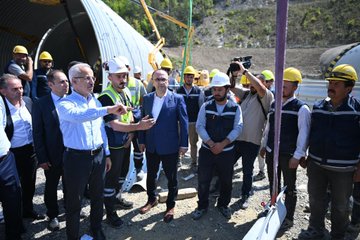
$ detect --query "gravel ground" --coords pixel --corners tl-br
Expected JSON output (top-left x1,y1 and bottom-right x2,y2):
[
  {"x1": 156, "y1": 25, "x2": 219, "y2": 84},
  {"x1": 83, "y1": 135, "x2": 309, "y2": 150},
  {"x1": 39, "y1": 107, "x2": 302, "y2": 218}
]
[{"x1": 2, "y1": 152, "x2": 360, "y2": 240}]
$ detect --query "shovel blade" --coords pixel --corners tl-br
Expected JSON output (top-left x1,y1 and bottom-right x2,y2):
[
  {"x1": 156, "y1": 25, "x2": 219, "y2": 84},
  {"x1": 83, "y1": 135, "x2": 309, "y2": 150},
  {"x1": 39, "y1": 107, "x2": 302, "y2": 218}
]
[{"x1": 243, "y1": 187, "x2": 287, "y2": 240}]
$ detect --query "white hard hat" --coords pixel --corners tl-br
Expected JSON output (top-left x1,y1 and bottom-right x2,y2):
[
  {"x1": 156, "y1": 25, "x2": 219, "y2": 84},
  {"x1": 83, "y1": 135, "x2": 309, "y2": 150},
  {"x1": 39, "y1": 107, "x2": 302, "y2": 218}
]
[
  {"x1": 134, "y1": 66, "x2": 142, "y2": 74},
  {"x1": 210, "y1": 72, "x2": 230, "y2": 87},
  {"x1": 107, "y1": 57, "x2": 129, "y2": 74},
  {"x1": 118, "y1": 56, "x2": 129, "y2": 66}
]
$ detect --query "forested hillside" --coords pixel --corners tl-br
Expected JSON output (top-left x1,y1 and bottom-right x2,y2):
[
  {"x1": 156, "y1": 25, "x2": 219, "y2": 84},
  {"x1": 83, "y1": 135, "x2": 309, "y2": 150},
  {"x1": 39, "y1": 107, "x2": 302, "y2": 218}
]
[{"x1": 104, "y1": 0, "x2": 360, "y2": 48}]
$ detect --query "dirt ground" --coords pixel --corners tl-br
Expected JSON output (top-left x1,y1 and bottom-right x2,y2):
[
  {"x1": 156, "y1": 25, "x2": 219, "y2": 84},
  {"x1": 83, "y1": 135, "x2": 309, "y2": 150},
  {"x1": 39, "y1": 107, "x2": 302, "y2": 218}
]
[
  {"x1": 164, "y1": 46, "x2": 329, "y2": 79},
  {"x1": 3, "y1": 153, "x2": 360, "y2": 240},
  {"x1": 1, "y1": 47, "x2": 359, "y2": 240}
]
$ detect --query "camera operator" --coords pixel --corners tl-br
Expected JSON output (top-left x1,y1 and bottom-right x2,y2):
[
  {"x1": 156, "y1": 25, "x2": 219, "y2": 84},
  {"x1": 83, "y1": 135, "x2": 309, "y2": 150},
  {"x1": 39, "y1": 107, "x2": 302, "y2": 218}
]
[{"x1": 233, "y1": 61, "x2": 274, "y2": 210}]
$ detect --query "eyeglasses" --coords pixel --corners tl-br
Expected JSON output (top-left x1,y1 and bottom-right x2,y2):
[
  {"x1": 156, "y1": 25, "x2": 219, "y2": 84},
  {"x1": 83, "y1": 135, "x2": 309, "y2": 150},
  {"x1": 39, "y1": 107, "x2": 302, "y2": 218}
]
[
  {"x1": 42, "y1": 60, "x2": 52, "y2": 63},
  {"x1": 155, "y1": 78, "x2": 167, "y2": 82},
  {"x1": 74, "y1": 76, "x2": 96, "y2": 81}
]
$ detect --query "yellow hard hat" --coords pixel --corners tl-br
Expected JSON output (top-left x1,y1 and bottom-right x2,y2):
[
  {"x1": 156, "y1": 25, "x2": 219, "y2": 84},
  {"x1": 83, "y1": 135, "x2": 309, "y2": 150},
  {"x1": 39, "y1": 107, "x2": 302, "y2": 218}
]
[
  {"x1": 261, "y1": 70, "x2": 274, "y2": 81},
  {"x1": 13, "y1": 45, "x2": 28, "y2": 55},
  {"x1": 196, "y1": 70, "x2": 210, "y2": 86},
  {"x1": 209, "y1": 68, "x2": 219, "y2": 78},
  {"x1": 39, "y1": 51, "x2": 53, "y2": 61},
  {"x1": 160, "y1": 58, "x2": 173, "y2": 69},
  {"x1": 240, "y1": 75, "x2": 250, "y2": 85},
  {"x1": 184, "y1": 66, "x2": 197, "y2": 75},
  {"x1": 283, "y1": 67, "x2": 302, "y2": 83},
  {"x1": 326, "y1": 64, "x2": 358, "y2": 82}
]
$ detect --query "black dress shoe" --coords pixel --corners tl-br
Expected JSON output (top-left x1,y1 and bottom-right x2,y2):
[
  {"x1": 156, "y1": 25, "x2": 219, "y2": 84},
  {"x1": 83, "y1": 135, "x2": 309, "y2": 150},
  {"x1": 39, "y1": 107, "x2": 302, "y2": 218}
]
[
  {"x1": 91, "y1": 229, "x2": 106, "y2": 240},
  {"x1": 23, "y1": 211, "x2": 46, "y2": 220}
]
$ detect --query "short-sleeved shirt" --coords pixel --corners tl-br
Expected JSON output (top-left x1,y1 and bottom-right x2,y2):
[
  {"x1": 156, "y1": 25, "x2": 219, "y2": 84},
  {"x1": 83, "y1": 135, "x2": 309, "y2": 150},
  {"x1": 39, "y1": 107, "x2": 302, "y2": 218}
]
[{"x1": 237, "y1": 88, "x2": 274, "y2": 145}]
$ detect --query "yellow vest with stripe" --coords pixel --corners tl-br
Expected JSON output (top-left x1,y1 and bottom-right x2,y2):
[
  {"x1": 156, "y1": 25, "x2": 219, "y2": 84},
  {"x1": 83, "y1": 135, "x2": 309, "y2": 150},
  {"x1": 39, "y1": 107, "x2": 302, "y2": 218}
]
[
  {"x1": 127, "y1": 77, "x2": 141, "y2": 107},
  {"x1": 99, "y1": 85, "x2": 133, "y2": 124}
]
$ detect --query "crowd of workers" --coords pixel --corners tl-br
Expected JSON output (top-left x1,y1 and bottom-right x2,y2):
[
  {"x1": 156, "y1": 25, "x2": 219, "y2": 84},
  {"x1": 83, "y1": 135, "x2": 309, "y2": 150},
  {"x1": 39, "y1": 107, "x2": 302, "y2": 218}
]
[{"x1": 0, "y1": 44, "x2": 359, "y2": 240}]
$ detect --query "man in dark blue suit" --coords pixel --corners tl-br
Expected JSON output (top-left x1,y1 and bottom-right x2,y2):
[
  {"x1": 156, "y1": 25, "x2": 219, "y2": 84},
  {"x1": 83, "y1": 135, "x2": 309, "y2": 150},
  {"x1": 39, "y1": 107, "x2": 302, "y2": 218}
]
[
  {"x1": 138, "y1": 69, "x2": 188, "y2": 223},
  {"x1": 32, "y1": 70, "x2": 69, "y2": 231}
]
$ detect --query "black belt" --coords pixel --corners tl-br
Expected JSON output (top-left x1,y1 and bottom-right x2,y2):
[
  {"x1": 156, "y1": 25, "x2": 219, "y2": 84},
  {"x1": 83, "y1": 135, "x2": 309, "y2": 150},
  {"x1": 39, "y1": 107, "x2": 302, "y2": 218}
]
[{"x1": 65, "y1": 146, "x2": 103, "y2": 156}]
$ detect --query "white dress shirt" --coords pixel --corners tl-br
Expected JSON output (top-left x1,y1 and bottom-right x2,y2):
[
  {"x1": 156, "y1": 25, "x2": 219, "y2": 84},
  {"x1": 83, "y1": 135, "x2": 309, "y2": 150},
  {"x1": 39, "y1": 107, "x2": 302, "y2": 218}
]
[
  {"x1": 0, "y1": 97, "x2": 10, "y2": 155},
  {"x1": 152, "y1": 90, "x2": 168, "y2": 121},
  {"x1": 6, "y1": 98, "x2": 33, "y2": 148}
]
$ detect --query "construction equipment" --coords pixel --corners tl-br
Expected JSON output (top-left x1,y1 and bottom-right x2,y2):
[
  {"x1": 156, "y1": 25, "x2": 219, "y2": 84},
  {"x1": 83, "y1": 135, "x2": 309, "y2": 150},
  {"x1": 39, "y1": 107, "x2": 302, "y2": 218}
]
[{"x1": 131, "y1": 0, "x2": 194, "y2": 70}]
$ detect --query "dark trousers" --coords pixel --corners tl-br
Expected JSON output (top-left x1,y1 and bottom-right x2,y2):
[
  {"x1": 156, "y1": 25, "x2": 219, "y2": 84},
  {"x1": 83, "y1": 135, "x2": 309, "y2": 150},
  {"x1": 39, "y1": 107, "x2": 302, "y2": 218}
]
[
  {"x1": 197, "y1": 147, "x2": 235, "y2": 210},
  {"x1": 0, "y1": 152, "x2": 24, "y2": 240},
  {"x1": 307, "y1": 160, "x2": 353, "y2": 239},
  {"x1": 104, "y1": 148, "x2": 125, "y2": 213},
  {"x1": 266, "y1": 152, "x2": 297, "y2": 221},
  {"x1": 146, "y1": 151, "x2": 178, "y2": 209},
  {"x1": 351, "y1": 182, "x2": 360, "y2": 224},
  {"x1": 234, "y1": 141, "x2": 260, "y2": 197},
  {"x1": 44, "y1": 164, "x2": 65, "y2": 219},
  {"x1": 132, "y1": 135, "x2": 144, "y2": 170},
  {"x1": 120, "y1": 146, "x2": 131, "y2": 181},
  {"x1": 11, "y1": 143, "x2": 37, "y2": 214},
  {"x1": 63, "y1": 149, "x2": 105, "y2": 240}
]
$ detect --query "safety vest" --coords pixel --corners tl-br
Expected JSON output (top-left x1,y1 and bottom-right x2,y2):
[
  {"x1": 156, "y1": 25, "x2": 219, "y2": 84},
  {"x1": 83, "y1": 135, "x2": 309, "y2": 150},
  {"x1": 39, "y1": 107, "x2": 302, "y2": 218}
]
[
  {"x1": 267, "y1": 98, "x2": 306, "y2": 154},
  {"x1": 308, "y1": 96, "x2": 360, "y2": 169},
  {"x1": 204, "y1": 99, "x2": 238, "y2": 151},
  {"x1": 176, "y1": 86, "x2": 201, "y2": 123},
  {"x1": 127, "y1": 77, "x2": 141, "y2": 107},
  {"x1": 99, "y1": 85, "x2": 133, "y2": 148}
]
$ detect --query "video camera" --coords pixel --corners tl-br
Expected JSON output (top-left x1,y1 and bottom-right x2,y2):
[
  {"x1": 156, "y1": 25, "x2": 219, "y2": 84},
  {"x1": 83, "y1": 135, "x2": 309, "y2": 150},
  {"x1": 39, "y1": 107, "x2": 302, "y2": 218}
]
[{"x1": 228, "y1": 56, "x2": 252, "y2": 72}]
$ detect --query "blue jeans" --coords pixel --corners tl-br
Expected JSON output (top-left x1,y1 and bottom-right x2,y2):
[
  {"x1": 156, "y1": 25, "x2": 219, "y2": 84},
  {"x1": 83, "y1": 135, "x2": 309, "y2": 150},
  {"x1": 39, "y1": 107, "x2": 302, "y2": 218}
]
[
  {"x1": 234, "y1": 141, "x2": 260, "y2": 197},
  {"x1": 307, "y1": 159, "x2": 353, "y2": 239}
]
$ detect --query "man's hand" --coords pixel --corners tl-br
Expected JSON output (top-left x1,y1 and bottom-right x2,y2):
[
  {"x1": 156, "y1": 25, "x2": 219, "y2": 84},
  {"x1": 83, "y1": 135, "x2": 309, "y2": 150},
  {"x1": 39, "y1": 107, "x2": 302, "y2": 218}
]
[
  {"x1": 139, "y1": 144, "x2": 146, "y2": 153},
  {"x1": 107, "y1": 103, "x2": 127, "y2": 115},
  {"x1": 105, "y1": 157, "x2": 112, "y2": 172},
  {"x1": 123, "y1": 133, "x2": 134, "y2": 148},
  {"x1": 235, "y1": 61, "x2": 246, "y2": 74},
  {"x1": 289, "y1": 157, "x2": 299, "y2": 169},
  {"x1": 210, "y1": 142, "x2": 225, "y2": 155},
  {"x1": 39, "y1": 162, "x2": 51, "y2": 170},
  {"x1": 299, "y1": 157, "x2": 308, "y2": 168},
  {"x1": 26, "y1": 56, "x2": 33, "y2": 67},
  {"x1": 259, "y1": 147, "x2": 266, "y2": 158},
  {"x1": 179, "y1": 147, "x2": 187, "y2": 156},
  {"x1": 137, "y1": 115, "x2": 156, "y2": 130}
]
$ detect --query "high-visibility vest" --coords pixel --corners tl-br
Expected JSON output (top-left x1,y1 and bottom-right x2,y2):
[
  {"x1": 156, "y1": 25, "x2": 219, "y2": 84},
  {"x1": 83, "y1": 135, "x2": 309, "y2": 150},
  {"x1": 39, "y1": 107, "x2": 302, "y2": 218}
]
[
  {"x1": 99, "y1": 85, "x2": 133, "y2": 124},
  {"x1": 127, "y1": 77, "x2": 141, "y2": 107}
]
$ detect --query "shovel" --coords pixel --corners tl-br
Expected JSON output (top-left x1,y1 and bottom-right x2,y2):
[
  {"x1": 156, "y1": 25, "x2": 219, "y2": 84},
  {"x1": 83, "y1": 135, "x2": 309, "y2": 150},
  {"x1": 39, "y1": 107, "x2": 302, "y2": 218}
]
[{"x1": 242, "y1": 187, "x2": 287, "y2": 240}]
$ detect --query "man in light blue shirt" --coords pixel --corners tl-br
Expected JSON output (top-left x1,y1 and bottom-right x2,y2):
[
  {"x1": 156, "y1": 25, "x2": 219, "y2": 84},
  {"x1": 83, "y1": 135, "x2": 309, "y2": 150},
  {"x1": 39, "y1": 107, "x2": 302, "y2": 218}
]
[
  {"x1": 57, "y1": 63, "x2": 127, "y2": 240},
  {"x1": 192, "y1": 72, "x2": 243, "y2": 220}
]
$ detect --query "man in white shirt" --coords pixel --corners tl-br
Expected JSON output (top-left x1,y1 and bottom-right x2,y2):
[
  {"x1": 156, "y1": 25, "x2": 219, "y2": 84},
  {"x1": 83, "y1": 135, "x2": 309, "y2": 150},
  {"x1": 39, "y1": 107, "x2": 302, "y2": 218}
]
[
  {"x1": 0, "y1": 74, "x2": 45, "y2": 220},
  {"x1": 0, "y1": 91, "x2": 25, "y2": 240},
  {"x1": 263, "y1": 67, "x2": 310, "y2": 230}
]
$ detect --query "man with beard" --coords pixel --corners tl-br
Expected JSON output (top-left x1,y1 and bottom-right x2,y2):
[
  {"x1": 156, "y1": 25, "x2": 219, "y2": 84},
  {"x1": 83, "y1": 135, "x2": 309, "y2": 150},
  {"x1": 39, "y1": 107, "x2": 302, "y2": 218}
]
[
  {"x1": 299, "y1": 64, "x2": 360, "y2": 239},
  {"x1": 191, "y1": 72, "x2": 242, "y2": 220},
  {"x1": 31, "y1": 51, "x2": 54, "y2": 100},
  {"x1": 176, "y1": 66, "x2": 204, "y2": 169},
  {"x1": 234, "y1": 62, "x2": 274, "y2": 209},
  {"x1": 98, "y1": 57, "x2": 155, "y2": 228},
  {"x1": 4, "y1": 45, "x2": 33, "y2": 97},
  {"x1": 57, "y1": 63, "x2": 127, "y2": 240},
  {"x1": 263, "y1": 67, "x2": 310, "y2": 230},
  {"x1": 138, "y1": 69, "x2": 188, "y2": 223}
]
